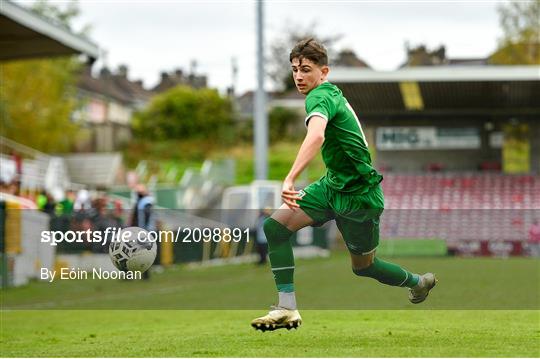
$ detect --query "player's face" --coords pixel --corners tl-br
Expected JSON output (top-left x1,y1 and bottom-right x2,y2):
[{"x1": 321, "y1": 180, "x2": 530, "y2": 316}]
[{"x1": 291, "y1": 57, "x2": 328, "y2": 95}]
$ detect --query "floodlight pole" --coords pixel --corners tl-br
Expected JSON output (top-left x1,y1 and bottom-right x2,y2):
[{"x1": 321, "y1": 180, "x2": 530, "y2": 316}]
[{"x1": 254, "y1": 0, "x2": 268, "y2": 180}]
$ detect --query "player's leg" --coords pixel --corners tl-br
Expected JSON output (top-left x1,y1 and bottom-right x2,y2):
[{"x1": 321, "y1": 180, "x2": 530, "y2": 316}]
[
  {"x1": 350, "y1": 250, "x2": 436, "y2": 303},
  {"x1": 337, "y1": 215, "x2": 420, "y2": 287},
  {"x1": 350, "y1": 250, "x2": 437, "y2": 303},
  {"x1": 350, "y1": 250, "x2": 420, "y2": 288},
  {"x1": 266, "y1": 180, "x2": 332, "y2": 304},
  {"x1": 252, "y1": 181, "x2": 332, "y2": 331},
  {"x1": 251, "y1": 205, "x2": 313, "y2": 331},
  {"x1": 265, "y1": 204, "x2": 314, "y2": 308},
  {"x1": 337, "y1": 185, "x2": 437, "y2": 303}
]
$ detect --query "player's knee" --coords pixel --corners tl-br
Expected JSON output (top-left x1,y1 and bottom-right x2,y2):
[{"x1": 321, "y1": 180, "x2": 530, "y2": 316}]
[
  {"x1": 262, "y1": 218, "x2": 273, "y2": 239},
  {"x1": 352, "y1": 263, "x2": 373, "y2": 276},
  {"x1": 350, "y1": 253, "x2": 375, "y2": 272},
  {"x1": 351, "y1": 255, "x2": 375, "y2": 275},
  {"x1": 263, "y1": 217, "x2": 292, "y2": 244},
  {"x1": 352, "y1": 266, "x2": 367, "y2": 277}
]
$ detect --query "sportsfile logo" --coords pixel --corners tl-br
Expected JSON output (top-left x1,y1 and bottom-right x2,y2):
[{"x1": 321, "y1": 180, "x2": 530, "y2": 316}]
[
  {"x1": 40, "y1": 227, "x2": 145, "y2": 246},
  {"x1": 40, "y1": 226, "x2": 250, "y2": 246}
]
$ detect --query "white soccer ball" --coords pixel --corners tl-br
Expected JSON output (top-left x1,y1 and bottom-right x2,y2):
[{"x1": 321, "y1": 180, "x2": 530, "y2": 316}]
[{"x1": 109, "y1": 227, "x2": 157, "y2": 272}]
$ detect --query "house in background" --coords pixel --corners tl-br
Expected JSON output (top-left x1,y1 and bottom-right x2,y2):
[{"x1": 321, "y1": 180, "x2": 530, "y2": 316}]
[
  {"x1": 152, "y1": 68, "x2": 208, "y2": 93},
  {"x1": 75, "y1": 63, "x2": 209, "y2": 152},
  {"x1": 75, "y1": 65, "x2": 141, "y2": 152},
  {"x1": 401, "y1": 44, "x2": 488, "y2": 67}
]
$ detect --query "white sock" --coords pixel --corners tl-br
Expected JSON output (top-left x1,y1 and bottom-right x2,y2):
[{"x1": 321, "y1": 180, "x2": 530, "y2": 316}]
[
  {"x1": 412, "y1": 274, "x2": 424, "y2": 289},
  {"x1": 278, "y1": 291, "x2": 297, "y2": 310}
]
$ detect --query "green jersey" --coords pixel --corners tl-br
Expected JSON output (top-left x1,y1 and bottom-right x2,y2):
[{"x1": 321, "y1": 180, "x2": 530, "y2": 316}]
[{"x1": 305, "y1": 82, "x2": 383, "y2": 193}]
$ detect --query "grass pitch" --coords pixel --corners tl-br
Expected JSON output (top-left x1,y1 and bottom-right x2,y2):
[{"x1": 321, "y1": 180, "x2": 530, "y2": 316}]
[
  {"x1": 1, "y1": 310, "x2": 538, "y2": 357},
  {"x1": 1, "y1": 253, "x2": 539, "y2": 357}
]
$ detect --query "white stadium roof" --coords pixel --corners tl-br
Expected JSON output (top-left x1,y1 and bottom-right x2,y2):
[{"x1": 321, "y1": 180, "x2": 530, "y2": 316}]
[
  {"x1": 327, "y1": 65, "x2": 540, "y2": 114},
  {"x1": 329, "y1": 65, "x2": 540, "y2": 83},
  {"x1": 0, "y1": 0, "x2": 99, "y2": 61}
]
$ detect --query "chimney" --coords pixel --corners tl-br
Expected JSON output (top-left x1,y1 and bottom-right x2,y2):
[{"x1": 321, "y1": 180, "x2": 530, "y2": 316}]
[
  {"x1": 118, "y1": 64, "x2": 128, "y2": 78},
  {"x1": 100, "y1": 67, "x2": 111, "y2": 77},
  {"x1": 436, "y1": 46, "x2": 446, "y2": 61}
]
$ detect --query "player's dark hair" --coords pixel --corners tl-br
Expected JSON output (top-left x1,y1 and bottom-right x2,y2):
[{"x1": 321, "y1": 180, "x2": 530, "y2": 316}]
[{"x1": 289, "y1": 38, "x2": 328, "y2": 66}]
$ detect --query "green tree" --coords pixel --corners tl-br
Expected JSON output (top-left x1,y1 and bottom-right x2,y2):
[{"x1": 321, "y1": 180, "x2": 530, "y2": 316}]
[
  {"x1": 33, "y1": 0, "x2": 79, "y2": 29},
  {"x1": 268, "y1": 22, "x2": 342, "y2": 92},
  {"x1": 0, "y1": 0, "x2": 87, "y2": 152},
  {"x1": 1, "y1": 59, "x2": 81, "y2": 152},
  {"x1": 269, "y1": 106, "x2": 301, "y2": 142},
  {"x1": 133, "y1": 86, "x2": 234, "y2": 143},
  {"x1": 490, "y1": 0, "x2": 540, "y2": 64}
]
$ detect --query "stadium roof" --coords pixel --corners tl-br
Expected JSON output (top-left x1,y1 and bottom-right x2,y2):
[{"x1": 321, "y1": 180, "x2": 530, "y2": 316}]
[
  {"x1": 0, "y1": 0, "x2": 99, "y2": 62},
  {"x1": 329, "y1": 66, "x2": 540, "y2": 115}
]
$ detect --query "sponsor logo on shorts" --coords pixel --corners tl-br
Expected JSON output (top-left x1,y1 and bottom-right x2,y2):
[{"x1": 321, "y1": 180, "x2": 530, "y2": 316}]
[{"x1": 298, "y1": 190, "x2": 306, "y2": 199}]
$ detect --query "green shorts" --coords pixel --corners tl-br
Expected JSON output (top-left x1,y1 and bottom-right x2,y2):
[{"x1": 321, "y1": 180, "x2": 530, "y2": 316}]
[{"x1": 297, "y1": 179, "x2": 384, "y2": 255}]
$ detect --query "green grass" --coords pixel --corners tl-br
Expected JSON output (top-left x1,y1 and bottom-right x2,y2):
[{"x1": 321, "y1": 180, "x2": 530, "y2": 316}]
[
  {"x1": 1, "y1": 310, "x2": 538, "y2": 357},
  {"x1": 123, "y1": 139, "x2": 324, "y2": 184},
  {"x1": 217, "y1": 141, "x2": 325, "y2": 184},
  {"x1": 1, "y1": 254, "x2": 539, "y2": 357},
  {"x1": 2, "y1": 254, "x2": 538, "y2": 310}
]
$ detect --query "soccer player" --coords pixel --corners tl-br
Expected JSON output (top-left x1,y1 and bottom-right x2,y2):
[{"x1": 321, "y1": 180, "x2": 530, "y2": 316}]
[{"x1": 251, "y1": 38, "x2": 436, "y2": 332}]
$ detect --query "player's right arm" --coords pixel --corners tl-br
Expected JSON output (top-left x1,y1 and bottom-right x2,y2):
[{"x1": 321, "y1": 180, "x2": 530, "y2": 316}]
[{"x1": 281, "y1": 116, "x2": 326, "y2": 209}]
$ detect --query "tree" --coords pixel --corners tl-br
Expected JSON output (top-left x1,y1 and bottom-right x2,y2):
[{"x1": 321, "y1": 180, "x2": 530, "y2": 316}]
[
  {"x1": 0, "y1": 1, "x2": 88, "y2": 152},
  {"x1": 269, "y1": 106, "x2": 301, "y2": 142},
  {"x1": 268, "y1": 22, "x2": 342, "y2": 92},
  {"x1": 490, "y1": 0, "x2": 540, "y2": 64},
  {"x1": 31, "y1": 0, "x2": 92, "y2": 37},
  {"x1": 133, "y1": 86, "x2": 234, "y2": 143},
  {"x1": 1, "y1": 59, "x2": 81, "y2": 152}
]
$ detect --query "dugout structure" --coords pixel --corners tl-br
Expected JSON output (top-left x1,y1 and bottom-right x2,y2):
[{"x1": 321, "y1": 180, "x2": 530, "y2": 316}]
[
  {"x1": 329, "y1": 65, "x2": 540, "y2": 173},
  {"x1": 0, "y1": 0, "x2": 99, "y2": 62}
]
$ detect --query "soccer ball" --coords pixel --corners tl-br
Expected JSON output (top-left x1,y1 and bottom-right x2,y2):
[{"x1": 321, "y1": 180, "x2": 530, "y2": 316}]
[{"x1": 109, "y1": 227, "x2": 157, "y2": 272}]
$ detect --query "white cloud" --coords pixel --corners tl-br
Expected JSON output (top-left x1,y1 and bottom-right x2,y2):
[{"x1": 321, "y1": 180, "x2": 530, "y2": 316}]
[{"x1": 21, "y1": 0, "x2": 501, "y2": 93}]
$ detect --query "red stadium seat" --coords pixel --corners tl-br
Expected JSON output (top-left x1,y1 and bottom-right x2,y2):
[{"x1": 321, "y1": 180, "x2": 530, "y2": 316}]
[{"x1": 380, "y1": 173, "x2": 540, "y2": 242}]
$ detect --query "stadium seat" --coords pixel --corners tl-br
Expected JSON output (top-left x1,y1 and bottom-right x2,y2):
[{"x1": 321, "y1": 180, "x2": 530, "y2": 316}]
[{"x1": 380, "y1": 173, "x2": 540, "y2": 243}]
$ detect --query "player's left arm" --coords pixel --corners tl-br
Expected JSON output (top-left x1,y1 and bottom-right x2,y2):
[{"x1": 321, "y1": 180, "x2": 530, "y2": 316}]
[{"x1": 281, "y1": 116, "x2": 326, "y2": 208}]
